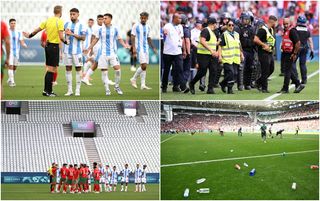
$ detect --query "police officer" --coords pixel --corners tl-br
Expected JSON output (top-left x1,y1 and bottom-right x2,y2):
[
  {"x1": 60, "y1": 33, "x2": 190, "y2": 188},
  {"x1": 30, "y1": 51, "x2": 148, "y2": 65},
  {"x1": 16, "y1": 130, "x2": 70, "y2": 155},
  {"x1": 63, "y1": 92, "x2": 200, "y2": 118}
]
[
  {"x1": 239, "y1": 12, "x2": 255, "y2": 90},
  {"x1": 277, "y1": 18, "x2": 305, "y2": 93},
  {"x1": 293, "y1": 15, "x2": 315, "y2": 85},
  {"x1": 213, "y1": 12, "x2": 232, "y2": 88},
  {"x1": 253, "y1": 15, "x2": 277, "y2": 93},
  {"x1": 180, "y1": 14, "x2": 191, "y2": 91},
  {"x1": 218, "y1": 20, "x2": 244, "y2": 94},
  {"x1": 187, "y1": 17, "x2": 219, "y2": 94}
]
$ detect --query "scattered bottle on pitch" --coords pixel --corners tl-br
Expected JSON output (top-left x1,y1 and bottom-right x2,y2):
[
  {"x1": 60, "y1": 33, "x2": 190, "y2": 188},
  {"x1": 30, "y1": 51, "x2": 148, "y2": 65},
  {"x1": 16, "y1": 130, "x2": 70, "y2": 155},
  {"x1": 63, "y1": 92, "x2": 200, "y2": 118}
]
[
  {"x1": 197, "y1": 188, "x2": 210, "y2": 193},
  {"x1": 184, "y1": 188, "x2": 189, "y2": 198},
  {"x1": 249, "y1": 168, "x2": 256, "y2": 176}
]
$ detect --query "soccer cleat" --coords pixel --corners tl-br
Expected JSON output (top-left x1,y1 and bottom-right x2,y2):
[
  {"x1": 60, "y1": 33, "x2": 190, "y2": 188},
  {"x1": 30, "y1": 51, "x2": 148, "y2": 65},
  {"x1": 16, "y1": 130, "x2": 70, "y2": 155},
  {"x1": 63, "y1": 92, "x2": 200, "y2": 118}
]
[
  {"x1": 130, "y1": 66, "x2": 137, "y2": 72},
  {"x1": 52, "y1": 81, "x2": 58, "y2": 86},
  {"x1": 294, "y1": 84, "x2": 305, "y2": 93},
  {"x1": 64, "y1": 91, "x2": 73, "y2": 96},
  {"x1": 9, "y1": 82, "x2": 16, "y2": 87},
  {"x1": 108, "y1": 80, "x2": 115, "y2": 85},
  {"x1": 81, "y1": 78, "x2": 92, "y2": 86},
  {"x1": 114, "y1": 87, "x2": 123, "y2": 95},
  {"x1": 130, "y1": 78, "x2": 138, "y2": 89},
  {"x1": 106, "y1": 90, "x2": 111, "y2": 96},
  {"x1": 141, "y1": 85, "x2": 151, "y2": 90},
  {"x1": 121, "y1": 189, "x2": 124, "y2": 192},
  {"x1": 75, "y1": 90, "x2": 80, "y2": 96},
  {"x1": 63, "y1": 191, "x2": 66, "y2": 194}
]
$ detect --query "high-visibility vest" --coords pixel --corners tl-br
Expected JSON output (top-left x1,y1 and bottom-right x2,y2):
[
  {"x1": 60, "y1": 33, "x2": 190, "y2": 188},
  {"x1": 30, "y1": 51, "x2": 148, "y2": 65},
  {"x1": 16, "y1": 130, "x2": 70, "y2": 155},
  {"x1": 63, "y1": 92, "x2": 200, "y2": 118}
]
[
  {"x1": 197, "y1": 27, "x2": 217, "y2": 55},
  {"x1": 261, "y1": 25, "x2": 275, "y2": 52},
  {"x1": 281, "y1": 27, "x2": 294, "y2": 53},
  {"x1": 221, "y1": 31, "x2": 241, "y2": 65}
]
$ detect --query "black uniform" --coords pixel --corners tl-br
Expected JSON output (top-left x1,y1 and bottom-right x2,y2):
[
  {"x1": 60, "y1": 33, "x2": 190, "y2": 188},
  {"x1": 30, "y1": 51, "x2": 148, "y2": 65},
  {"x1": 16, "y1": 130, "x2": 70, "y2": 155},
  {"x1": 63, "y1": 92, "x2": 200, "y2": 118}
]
[
  {"x1": 127, "y1": 30, "x2": 136, "y2": 67},
  {"x1": 255, "y1": 27, "x2": 275, "y2": 92},
  {"x1": 292, "y1": 25, "x2": 311, "y2": 84},
  {"x1": 181, "y1": 25, "x2": 192, "y2": 90},
  {"x1": 239, "y1": 23, "x2": 255, "y2": 88},
  {"x1": 280, "y1": 28, "x2": 301, "y2": 92}
]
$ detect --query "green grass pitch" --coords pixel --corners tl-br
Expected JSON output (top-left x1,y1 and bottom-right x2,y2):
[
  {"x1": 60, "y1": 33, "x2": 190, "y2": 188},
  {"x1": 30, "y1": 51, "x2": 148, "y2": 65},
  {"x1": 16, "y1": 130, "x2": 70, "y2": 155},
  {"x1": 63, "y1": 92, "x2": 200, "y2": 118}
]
[
  {"x1": 161, "y1": 61, "x2": 319, "y2": 100},
  {"x1": 1, "y1": 183, "x2": 159, "y2": 200},
  {"x1": 161, "y1": 133, "x2": 319, "y2": 200},
  {"x1": 2, "y1": 64, "x2": 159, "y2": 100}
]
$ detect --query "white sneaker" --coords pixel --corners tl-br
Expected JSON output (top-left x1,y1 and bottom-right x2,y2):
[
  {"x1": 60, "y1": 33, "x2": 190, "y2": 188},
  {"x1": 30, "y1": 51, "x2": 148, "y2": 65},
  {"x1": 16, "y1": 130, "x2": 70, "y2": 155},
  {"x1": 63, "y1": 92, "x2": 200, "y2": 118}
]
[
  {"x1": 75, "y1": 90, "x2": 80, "y2": 96},
  {"x1": 52, "y1": 81, "x2": 58, "y2": 86},
  {"x1": 81, "y1": 78, "x2": 92, "y2": 86},
  {"x1": 130, "y1": 66, "x2": 137, "y2": 72},
  {"x1": 106, "y1": 90, "x2": 111, "y2": 96},
  {"x1": 64, "y1": 91, "x2": 73, "y2": 96},
  {"x1": 114, "y1": 87, "x2": 123, "y2": 95},
  {"x1": 130, "y1": 78, "x2": 137, "y2": 89},
  {"x1": 108, "y1": 80, "x2": 115, "y2": 85},
  {"x1": 141, "y1": 85, "x2": 151, "y2": 90},
  {"x1": 9, "y1": 82, "x2": 16, "y2": 87},
  {"x1": 121, "y1": 189, "x2": 124, "y2": 192}
]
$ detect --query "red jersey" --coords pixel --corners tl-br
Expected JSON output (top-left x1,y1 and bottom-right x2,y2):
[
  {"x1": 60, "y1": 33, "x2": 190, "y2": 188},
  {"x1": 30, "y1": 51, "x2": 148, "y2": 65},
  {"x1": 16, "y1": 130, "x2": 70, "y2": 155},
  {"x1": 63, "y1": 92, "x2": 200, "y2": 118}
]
[
  {"x1": 1, "y1": 21, "x2": 10, "y2": 56},
  {"x1": 52, "y1": 167, "x2": 57, "y2": 178},
  {"x1": 80, "y1": 167, "x2": 88, "y2": 178},
  {"x1": 60, "y1": 167, "x2": 68, "y2": 179},
  {"x1": 73, "y1": 168, "x2": 80, "y2": 180},
  {"x1": 67, "y1": 167, "x2": 74, "y2": 180},
  {"x1": 93, "y1": 168, "x2": 100, "y2": 180}
]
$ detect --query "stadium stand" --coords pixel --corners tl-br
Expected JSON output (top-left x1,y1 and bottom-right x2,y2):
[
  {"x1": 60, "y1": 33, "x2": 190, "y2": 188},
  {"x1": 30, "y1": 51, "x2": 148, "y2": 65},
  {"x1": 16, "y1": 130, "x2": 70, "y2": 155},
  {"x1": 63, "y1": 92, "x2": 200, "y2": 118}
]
[{"x1": 1, "y1": 101, "x2": 159, "y2": 173}]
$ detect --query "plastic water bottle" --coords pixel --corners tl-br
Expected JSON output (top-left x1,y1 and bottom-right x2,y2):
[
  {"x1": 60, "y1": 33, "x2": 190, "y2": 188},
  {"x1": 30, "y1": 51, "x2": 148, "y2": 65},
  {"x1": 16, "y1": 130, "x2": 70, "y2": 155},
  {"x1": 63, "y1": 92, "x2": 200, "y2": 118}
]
[
  {"x1": 292, "y1": 182, "x2": 297, "y2": 190},
  {"x1": 183, "y1": 188, "x2": 189, "y2": 198},
  {"x1": 197, "y1": 188, "x2": 210, "y2": 193},
  {"x1": 249, "y1": 168, "x2": 256, "y2": 176},
  {"x1": 243, "y1": 162, "x2": 248, "y2": 167}
]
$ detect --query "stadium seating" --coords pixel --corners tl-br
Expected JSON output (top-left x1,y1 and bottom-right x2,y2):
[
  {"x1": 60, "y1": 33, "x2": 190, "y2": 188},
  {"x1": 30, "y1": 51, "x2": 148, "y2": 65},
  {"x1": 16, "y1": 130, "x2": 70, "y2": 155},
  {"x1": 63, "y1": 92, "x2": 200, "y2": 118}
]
[
  {"x1": 1, "y1": 0, "x2": 159, "y2": 39},
  {"x1": 1, "y1": 101, "x2": 159, "y2": 173}
]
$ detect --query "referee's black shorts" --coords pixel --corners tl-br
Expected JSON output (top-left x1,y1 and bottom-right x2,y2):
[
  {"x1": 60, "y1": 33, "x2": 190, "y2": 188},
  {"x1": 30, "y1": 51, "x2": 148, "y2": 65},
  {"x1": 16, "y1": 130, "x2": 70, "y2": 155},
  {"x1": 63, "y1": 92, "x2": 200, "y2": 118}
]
[{"x1": 45, "y1": 42, "x2": 59, "y2": 67}]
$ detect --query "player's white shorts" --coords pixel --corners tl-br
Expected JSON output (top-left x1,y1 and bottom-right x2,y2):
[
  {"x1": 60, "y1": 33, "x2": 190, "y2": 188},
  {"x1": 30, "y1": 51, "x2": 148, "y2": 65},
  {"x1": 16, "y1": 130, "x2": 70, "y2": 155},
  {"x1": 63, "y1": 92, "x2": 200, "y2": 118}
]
[
  {"x1": 110, "y1": 179, "x2": 117, "y2": 185},
  {"x1": 100, "y1": 177, "x2": 105, "y2": 183},
  {"x1": 121, "y1": 177, "x2": 129, "y2": 183},
  {"x1": 9, "y1": 54, "x2": 19, "y2": 66},
  {"x1": 138, "y1": 52, "x2": 149, "y2": 64},
  {"x1": 141, "y1": 177, "x2": 146, "y2": 183},
  {"x1": 135, "y1": 178, "x2": 141, "y2": 184},
  {"x1": 88, "y1": 177, "x2": 91, "y2": 184},
  {"x1": 105, "y1": 177, "x2": 111, "y2": 184},
  {"x1": 63, "y1": 53, "x2": 83, "y2": 67},
  {"x1": 91, "y1": 47, "x2": 99, "y2": 59},
  {"x1": 97, "y1": 55, "x2": 120, "y2": 69},
  {"x1": 56, "y1": 177, "x2": 60, "y2": 184}
]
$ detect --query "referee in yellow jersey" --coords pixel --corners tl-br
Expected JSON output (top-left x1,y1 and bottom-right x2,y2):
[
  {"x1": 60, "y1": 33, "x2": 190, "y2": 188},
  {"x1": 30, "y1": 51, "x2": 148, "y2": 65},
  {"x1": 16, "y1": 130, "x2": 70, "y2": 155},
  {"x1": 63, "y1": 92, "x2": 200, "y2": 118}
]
[{"x1": 23, "y1": 5, "x2": 68, "y2": 96}]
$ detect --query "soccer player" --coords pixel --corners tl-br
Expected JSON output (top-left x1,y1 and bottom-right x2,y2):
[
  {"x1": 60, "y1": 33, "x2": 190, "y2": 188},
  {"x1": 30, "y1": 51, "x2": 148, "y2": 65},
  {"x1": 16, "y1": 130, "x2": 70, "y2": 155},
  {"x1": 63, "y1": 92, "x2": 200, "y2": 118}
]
[
  {"x1": 268, "y1": 124, "x2": 273, "y2": 138},
  {"x1": 50, "y1": 163, "x2": 58, "y2": 193},
  {"x1": 120, "y1": 163, "x2": 131, "y2": 192},
  {"x1": 126, "y1": 22, "x2": 137, "y2": 72},
  {"x1": 55, "y1": 164, "x2": 60, "y2": 192},
  {"x1": 295, "y1": 125, "x2": 300, "y2": 135},
  {"x1": 93, "y1": 162, "x2": 101, "y2": 193},
  {"x1": 84, "y1": 13, "x2": 129, "y2": 96},
  {"x1": 63, "y1": 8, "x2": 86, "y2": 96},
  {"x1": 134, "y1": 163, "x2": 142, "y2": 192},
  {"x1": 141, "y1": 164, "x2": 147, "y2": 192},
  {"x1": 86, "y1": 165, "x2": 91, "y2": 192},
  {"x1": 98, "y1": 163, "x2": 106, "y2": 192},
  {"x1": 58, "y1": 163, "x2": 68, "y2": 193},
  {"x1": 47, "y1": 163, "x2": 54, "y2": 191},
  {"x1": 79, "y1": 164, "x2": 87, "y2": 193},
  {"x1": 72, "y1": 164, "x2": 80, "y2": 193},
  {"x1": 82, "y1": 18, "x2": 94, "y2": 76},
  {"x1": 260, "y1": 123, "x2": 267, "y2": 143},
  {"x1": 238, "y1": 127, "x2": 242, "y2": 136},
  {"x1": 23, "y1": 5, "x2": 68, "y2": 96},
  {"x1": 7, "y1": 19, "x2": 27, "y2": 87},
  {"x1": 110, "y1": 165, "x2": 118, "y2": 191},
  {"x1": 276, "y1": 129, "x2": 284, "y2": 139},
  {"x1": 130, "y1": 12, "x2": 157, "y2": 90},
  {"x1": 66, "y1": 164, "x2": 74, "y2": 193},
  {"x1": 105, "y1": 164, "x2": 112, "y2": 192}
]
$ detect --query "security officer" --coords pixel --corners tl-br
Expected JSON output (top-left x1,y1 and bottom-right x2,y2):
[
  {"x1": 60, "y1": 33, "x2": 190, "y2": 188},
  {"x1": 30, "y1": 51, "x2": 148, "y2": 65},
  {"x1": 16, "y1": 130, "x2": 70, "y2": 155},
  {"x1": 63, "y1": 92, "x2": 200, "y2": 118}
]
[
  {"x1": 180, "y1": 14, "x2": 191, "y2": 91},
  {"x1": 239, "y1": 12, "x2": 255, "y2": 90},
  {"x1": 187, "y1": 17, "x2": 219, "y2": 94},
  {"x1": 277, "y1": 18, "x2": 305, "y2": 93},
  {"x1": 253, "y1": 15, "x2": 277, "y2": 93},
  {"x1": 292, "y1": 15, "x2": 314, "y2": 84},
  {"x1": 214, "y1": 12, "x2": 232, "y2": 88},
  {"x1": 218, "y1": 20, "x2": 244, "y2": 94}
]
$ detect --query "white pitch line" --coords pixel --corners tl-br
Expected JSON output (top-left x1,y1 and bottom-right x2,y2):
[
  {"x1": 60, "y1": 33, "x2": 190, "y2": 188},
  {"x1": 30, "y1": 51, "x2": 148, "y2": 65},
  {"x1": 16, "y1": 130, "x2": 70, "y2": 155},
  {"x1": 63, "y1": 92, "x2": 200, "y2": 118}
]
[
  {"x1": 161, "y1": 134, "x2": 178, "y2": 143},
  {"x1": 264, "y1": 69, "x2": 320, "y2": 101},
  {"x1": 161, "y1": 149, "x2": 319, "y2": 168}
]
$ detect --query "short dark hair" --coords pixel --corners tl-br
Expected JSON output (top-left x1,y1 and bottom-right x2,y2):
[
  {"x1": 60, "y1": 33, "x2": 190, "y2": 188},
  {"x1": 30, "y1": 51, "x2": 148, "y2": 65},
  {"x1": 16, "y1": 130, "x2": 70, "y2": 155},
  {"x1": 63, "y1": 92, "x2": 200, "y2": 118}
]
[
  {"x1": 269, "y1": 15, "x2": 278, "y2": 21},
  {"x1": 104, "y1": 13, "x2": 112, "y2": 19},
  {"x1": 97, "y1": 14, "x2": 103, "y2": 19},
  {"x1": 9, "y1": 19, "x2": 16, "y2": 23},
  {"x1": 70, "y1": 8, "x2": 79, "y2": 13},
  {"x1": 88, "y1": 18, "x2": 94, "y2": 21},
  {"x1": 140, "y1": 12, "x2": 149, "y2": 17}
]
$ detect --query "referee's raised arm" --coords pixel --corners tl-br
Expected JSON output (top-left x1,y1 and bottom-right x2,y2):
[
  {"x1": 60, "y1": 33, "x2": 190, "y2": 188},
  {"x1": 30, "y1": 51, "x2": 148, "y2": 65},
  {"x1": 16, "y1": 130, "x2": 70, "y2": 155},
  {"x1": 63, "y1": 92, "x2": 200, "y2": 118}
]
[{"x1": 22, "y1": 5, "x2": 68, "y2": 97}]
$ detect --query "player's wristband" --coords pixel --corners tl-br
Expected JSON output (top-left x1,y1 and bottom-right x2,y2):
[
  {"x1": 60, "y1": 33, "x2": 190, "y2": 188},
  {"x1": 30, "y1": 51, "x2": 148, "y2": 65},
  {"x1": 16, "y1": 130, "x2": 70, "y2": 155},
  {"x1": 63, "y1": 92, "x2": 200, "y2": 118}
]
[
  {"x1": 62, "y1": 40, "x2": 68, "y2": 44},
  {"x1": 29, "y1": 33, "x2": 35, "y2": 38}
]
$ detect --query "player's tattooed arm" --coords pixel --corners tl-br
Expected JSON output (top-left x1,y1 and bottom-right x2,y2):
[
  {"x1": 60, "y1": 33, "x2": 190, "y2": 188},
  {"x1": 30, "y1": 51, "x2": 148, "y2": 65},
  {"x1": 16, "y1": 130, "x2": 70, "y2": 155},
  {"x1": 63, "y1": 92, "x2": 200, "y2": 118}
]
[{"x1": 118, "y1": 38, "x2": 129, "y2": 49}]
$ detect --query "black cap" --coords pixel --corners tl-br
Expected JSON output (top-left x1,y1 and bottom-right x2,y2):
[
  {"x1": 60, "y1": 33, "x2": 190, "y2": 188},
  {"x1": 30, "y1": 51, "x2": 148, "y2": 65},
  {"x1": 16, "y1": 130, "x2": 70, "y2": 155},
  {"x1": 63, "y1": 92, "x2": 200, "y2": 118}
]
[
  {"x1": 195, "y1": 20, "x2": 202, "y2": 24},
  {"x1": 207, "y1": 17, "x2": 217, "y2": 25}
]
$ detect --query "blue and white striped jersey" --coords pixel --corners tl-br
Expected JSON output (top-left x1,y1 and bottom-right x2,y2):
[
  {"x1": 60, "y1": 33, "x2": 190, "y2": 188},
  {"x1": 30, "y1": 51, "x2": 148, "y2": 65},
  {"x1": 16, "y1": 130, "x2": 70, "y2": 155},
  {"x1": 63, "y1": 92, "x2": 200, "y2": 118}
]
[
  {"x1": 134, "y1": 168, "x2": 142, "y2": 179},
  {"x1": 84, "y1": 26, "x2": 93, "y2": 50},
  {"x1": 131, "y1": 22, "x2": 151, "y2": 54},
  {"x1": 63, "y1": 21, "x2": 86, "y2": 54},
  {"x1": 121, "y1": 168, "x2": 131, "y2": 178},
  {"x1": 9, "y1": 29, "x2": 22, "y2": 58},
  {"x1": 96, "y1": 24, "x2": 120, "y2": 57}
]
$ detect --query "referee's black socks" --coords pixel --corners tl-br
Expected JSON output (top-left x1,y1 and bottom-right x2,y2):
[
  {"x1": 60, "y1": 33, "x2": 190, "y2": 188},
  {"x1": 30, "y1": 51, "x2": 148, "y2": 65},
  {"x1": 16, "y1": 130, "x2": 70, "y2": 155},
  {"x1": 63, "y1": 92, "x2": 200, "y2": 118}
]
[{"x1": 44, "y1": 72, "x2": 54, "y2": 93}]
